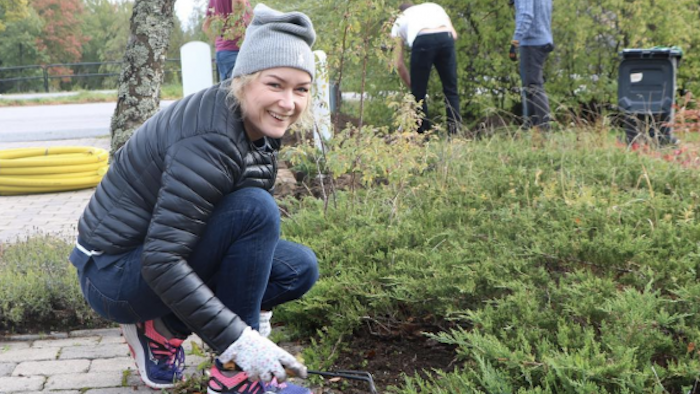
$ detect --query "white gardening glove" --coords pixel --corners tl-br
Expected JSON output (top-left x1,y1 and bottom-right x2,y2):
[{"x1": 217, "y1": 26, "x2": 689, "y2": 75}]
[
  {"x1": 218, "y1": 327, "x2": 307, "y2": 382},
  {"x1": 258, "y1": 310, "x2": 273, "y2": 338}
]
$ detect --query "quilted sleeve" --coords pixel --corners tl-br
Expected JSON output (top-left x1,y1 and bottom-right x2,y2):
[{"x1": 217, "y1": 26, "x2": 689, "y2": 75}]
[{"x1": 141, "y1": 133, "x2": 249, "y2": 353}]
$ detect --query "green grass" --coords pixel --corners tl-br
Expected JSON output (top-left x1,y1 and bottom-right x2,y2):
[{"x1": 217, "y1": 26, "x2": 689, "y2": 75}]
[
  {"x1": 3, "y1": 128, "x2": 700, "y2": 392},
  {"x1": 0, "y1": 83, "x2": 184, "y2": 107},
  {"x1": 0, "y1": 91, "x2": 118, "y2": 107}
]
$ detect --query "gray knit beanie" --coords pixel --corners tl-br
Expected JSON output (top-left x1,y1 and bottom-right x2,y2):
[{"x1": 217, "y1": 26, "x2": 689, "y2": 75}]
[{"x1": 232, "y1": 4, "x2": 316, "y2": 80}]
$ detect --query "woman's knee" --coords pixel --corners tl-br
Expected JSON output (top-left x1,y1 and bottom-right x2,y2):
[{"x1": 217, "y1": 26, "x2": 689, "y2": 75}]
[
  {"x1": 276, "y1": 241, "x2": 319, "y2": 291},
  {"x1": 297, "y1": 245, "x2": 319, "y2": 290},
  {"x1": 218, "y1": 188, "x2": 280, "y2": 230}
]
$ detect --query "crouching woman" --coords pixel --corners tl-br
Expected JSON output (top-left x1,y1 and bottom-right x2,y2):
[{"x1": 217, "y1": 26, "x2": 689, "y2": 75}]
[{"x1": 69, "y1": 4, "x2": 319, "y2": 394}]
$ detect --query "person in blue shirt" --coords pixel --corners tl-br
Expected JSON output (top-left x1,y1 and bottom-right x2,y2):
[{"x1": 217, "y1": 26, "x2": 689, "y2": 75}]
[{"x1": 510, "y1": 0, "x2": 554, "y2": 131}]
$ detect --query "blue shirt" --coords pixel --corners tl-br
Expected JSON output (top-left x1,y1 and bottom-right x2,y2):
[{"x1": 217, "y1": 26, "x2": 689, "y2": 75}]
[{"x1": 513, "y1": 0, "x2": 553, "y2": 46}]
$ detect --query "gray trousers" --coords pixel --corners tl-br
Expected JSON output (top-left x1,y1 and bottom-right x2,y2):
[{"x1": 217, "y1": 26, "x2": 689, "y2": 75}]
[{"x1": 519, "y1": 44, "x2": 554, "y2": 130}]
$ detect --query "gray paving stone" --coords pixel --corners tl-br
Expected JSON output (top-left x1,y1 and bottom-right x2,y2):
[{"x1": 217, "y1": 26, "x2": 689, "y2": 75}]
[
  {"x1": 13, "y1": 359, "x2": 90, "y2": 377},
  {"x1": 0, "y1": 362, "x2": 16, "y2": 377},
  {"x1": 32, "y1": 337, "x2": 100, "y2": 348},
  {"x1": 99, "y1": 335, "x2": 126, "y2": 345},
  {"x1": 20, "y1": 391, "x2": 80, "y2": 394},
  {"x1": 84, "y1": 387, "x2": 151, "y2": 393},
  {"x1": 3, "y1": 332, "x2": 68, "y2": 342},
  {"x1": 0, "y1": 342, "x2": 31, "y2": 351},
  {"x1": 70, "y1": 328, "x2": 120, "y2": 338},
  {"x1": 89, "y1": 357, "x2": 134, "y2": 373},
  {"x1": 0, "y1": 348, "x2": 58, "y2": 363},
  {"x1": 44, "y1": 371, "x2": 122, "y2": 390},
  {"x1": 58, "y1": 344, "x2": 128, "y2": 360},
  {"x1": 0, "y1": 376, "x2": 45, "y2": 392},
  {"x1": 124, "y1": 371, "x2": 144, "y2": 387}
]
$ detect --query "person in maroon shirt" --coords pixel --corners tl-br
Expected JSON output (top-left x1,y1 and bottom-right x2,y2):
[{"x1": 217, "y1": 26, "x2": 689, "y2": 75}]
[{"x1": 203, "y1": 0, "x2": 253, "y2": 82}]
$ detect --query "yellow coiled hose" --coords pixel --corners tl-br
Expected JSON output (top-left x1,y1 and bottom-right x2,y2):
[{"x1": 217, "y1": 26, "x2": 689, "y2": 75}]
[{"x1": 0, "y1": 146, "x2": 109, "y2": 195}]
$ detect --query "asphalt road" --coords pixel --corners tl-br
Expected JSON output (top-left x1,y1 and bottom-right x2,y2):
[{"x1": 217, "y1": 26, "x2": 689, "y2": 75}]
[{"x1": 0, "y1": 100, "x2": 174, "y2": 144}]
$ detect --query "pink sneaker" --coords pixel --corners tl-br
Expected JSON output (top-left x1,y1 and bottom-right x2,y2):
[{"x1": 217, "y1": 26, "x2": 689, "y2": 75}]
[{"x1": 208, "y1": 362, "x2": 311, "y2": 394}]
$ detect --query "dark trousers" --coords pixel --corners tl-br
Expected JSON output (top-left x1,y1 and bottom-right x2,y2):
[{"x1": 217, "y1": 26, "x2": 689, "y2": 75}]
[
  {"x1": 519, "y1": 44, "x2": 553, "y2": 130},
  {"x1": 410, "y1": 32, "x2": 461, "y2": 133},
  {"x1": 73, "y1": 188, "x2": 319, "y2": 336}
]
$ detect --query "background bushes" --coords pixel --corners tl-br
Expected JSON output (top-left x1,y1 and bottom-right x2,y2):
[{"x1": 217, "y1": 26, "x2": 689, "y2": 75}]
[{"x1": 267, "y1": 0, "x2": 700, "y2": 128}]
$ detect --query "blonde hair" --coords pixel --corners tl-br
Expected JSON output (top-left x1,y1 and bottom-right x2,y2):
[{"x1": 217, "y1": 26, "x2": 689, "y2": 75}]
[{"x1": 227, "y1": 72, "x2": 314, "y2": 131}]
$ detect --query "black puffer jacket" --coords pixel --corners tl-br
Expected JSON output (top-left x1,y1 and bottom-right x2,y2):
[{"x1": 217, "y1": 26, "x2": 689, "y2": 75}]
[{"x1": 78, "y1": 82, "x2": 279, "y2": 353}]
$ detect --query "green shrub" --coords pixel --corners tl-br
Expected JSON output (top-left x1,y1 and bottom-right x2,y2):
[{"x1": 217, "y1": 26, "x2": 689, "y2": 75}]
[
  {"x1": 5, "y1": 125, "x2": 700, "y2": 392},
  {"x1": 277, "y1": 129, "x2": 700, "y2": 392},
  {"x1": 0, "y1": 235, "x2": 103, "y2": 332}
]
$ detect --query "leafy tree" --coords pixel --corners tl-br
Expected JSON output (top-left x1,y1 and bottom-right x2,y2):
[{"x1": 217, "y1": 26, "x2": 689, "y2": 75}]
[
  {"x1": 0, "y1": 6, "x2": 44, "y2": 67},
  {"x1": 0, "y1": 0, "x2": 30, "y2": 32},
  {"x1": 80, "y1": 0, "x2": 132, "y2": 63},
  {"x1": 165, "y1": 14, "x2": 189, "y2": 85},
  {"x1": 31, "y1": 0, "x2": 89, "y2": 83},
  {"x1": 110, "y1": 0, "x2": 176, "y2": 152},
  {"x1": 79, "y1": 0, "x2": 132, "y2": 89},
  {"x1": 0, "y1": 5, "x2": 45, "y2": 92}
]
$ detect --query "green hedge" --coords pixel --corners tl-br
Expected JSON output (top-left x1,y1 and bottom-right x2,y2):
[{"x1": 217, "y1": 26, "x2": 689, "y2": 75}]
[
  {"x1": 0, "y1": 235, "x2": 104, "y2": 332},
  {"x1": 277, "y1": 131, "x2": 700, "y2": 392}
]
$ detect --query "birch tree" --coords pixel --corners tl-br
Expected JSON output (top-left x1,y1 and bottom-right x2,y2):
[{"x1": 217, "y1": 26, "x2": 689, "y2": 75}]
[{"x1": 110, "y1": 0, "x2": 176, "y2": 152}]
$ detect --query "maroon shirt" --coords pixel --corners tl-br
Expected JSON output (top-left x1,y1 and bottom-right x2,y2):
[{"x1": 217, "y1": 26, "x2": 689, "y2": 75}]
[{"x1": 207, "y1": 0, "x2": 252, "y2": 52}]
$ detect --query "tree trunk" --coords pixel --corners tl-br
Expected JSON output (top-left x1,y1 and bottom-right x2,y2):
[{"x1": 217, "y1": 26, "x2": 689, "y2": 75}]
[{"x1": 110, "y1": 0, "x2": 176, "y2": 153}]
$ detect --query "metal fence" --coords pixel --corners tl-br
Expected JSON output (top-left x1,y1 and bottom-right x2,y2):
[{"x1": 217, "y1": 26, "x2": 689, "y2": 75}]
[{"x1": 0, "y1": 59, "x2": 195, "y2": 94}]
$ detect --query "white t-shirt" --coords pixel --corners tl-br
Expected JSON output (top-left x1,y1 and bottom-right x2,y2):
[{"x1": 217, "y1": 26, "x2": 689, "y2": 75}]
[{"x1": 391, "y1": 3, "x2": 452, "y2": 48}]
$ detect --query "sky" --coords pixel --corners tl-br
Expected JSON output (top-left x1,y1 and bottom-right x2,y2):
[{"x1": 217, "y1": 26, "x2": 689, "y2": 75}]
[
  {"x1": 175, "y1": 0, "x2": 204, "y2": 28},
  {"x1": 109, "y1": 0, "x2": 203, "y2": 28}
]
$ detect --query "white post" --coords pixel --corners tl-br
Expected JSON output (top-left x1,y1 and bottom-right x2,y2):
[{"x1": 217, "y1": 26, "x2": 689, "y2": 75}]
[
  {"x1": 180, "y1": 41, "x2": 214, "y2": 97},
  {"x1": 312, "y1": 50, "x2": 332, "y2": 150}
]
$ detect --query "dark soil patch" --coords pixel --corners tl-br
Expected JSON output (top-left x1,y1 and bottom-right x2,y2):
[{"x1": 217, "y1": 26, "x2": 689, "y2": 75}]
[{"x1": 319, "y1": 329, "x2": 458, "y2": 393}]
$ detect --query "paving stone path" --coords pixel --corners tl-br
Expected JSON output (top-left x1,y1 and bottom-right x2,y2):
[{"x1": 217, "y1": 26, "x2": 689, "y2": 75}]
[{"x1": 0, "y1": 328, "x2": 209, "y2": 393}]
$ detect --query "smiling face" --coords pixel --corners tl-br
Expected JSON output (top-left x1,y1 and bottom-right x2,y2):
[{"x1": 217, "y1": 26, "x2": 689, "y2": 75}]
[{"x1": 240, "y1": 67, "x2": 312, "y2": 141}]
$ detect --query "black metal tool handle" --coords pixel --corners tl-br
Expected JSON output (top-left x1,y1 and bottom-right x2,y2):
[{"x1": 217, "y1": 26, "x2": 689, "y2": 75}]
[{"x1": 307, "y1": 369, "x2": 379, "y2": 394}]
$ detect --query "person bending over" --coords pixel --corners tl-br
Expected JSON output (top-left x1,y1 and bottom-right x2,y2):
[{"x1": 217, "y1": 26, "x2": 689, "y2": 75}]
[{"x1": 391, "y1": 1, "x2": 462, "y2": 134}]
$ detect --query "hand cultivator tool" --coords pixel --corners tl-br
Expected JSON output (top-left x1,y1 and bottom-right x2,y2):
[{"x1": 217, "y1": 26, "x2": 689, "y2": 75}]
[{"x1": 308, "y1": 369, "x2": 378, "y2": 394}]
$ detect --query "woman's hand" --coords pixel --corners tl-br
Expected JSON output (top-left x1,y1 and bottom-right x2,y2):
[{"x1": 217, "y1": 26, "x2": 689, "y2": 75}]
[{"x1": 218, "y1": 327, "x2": 307, "y2": 382}]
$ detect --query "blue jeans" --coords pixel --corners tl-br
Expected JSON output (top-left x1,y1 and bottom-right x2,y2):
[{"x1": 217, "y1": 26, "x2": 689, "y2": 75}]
[
  {"x1": 216, "y1": 50, "x2": 239, "y2": 82},
  {"x1": 74, "y1": 187, "x2": 319, "y2": 336},
  {"x1": 410, "y1": 32, "x2": 461, "y2": 134},
  {"x1": 519, "y1": 44, "x2": 554, "y2": 130}
]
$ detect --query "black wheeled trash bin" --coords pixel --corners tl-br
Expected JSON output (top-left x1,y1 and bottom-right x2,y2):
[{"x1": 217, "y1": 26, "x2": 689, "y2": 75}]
[{"x1": 617, "y1": 47, "x2": 682, "y2": 146}]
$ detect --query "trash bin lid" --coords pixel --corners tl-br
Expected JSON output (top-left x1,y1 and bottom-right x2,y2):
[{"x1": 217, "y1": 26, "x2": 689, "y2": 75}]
[{"x1": 620, "y1": 46, "x2": 683, "y2": 60}]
